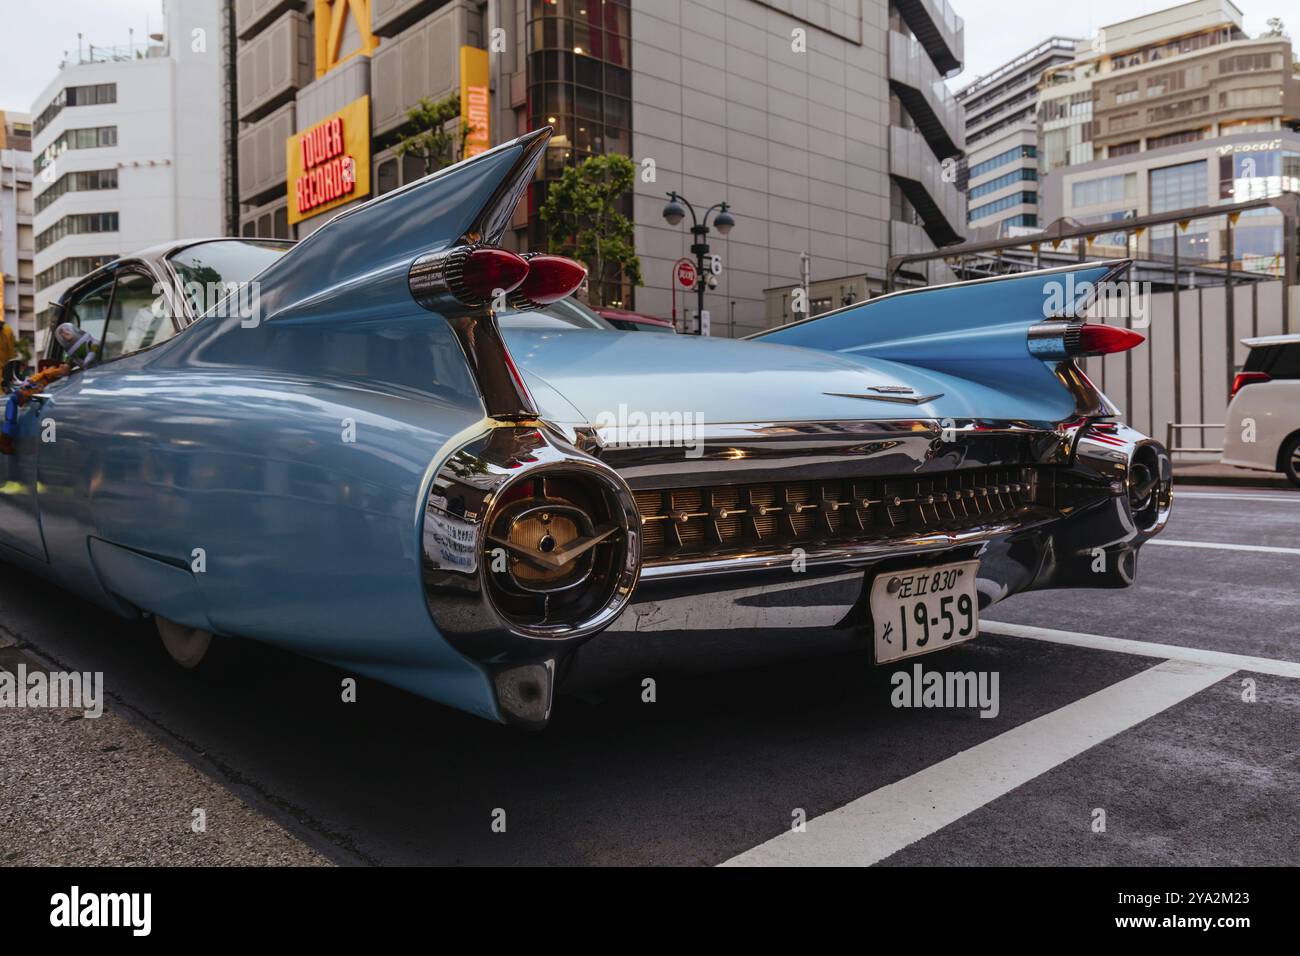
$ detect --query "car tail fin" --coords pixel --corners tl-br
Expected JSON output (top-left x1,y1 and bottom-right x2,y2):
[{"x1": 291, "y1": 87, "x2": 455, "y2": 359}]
[
  {"x1": 752, "y1": 260, "x2": 1137, "y2": 420},
  {"x1": 251, "y1": 128, "x2": 552, "y2": 330}
]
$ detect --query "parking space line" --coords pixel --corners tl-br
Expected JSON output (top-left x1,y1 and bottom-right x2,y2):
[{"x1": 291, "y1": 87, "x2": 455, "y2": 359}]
[
  {"x1": 1146, "y1": 539, "x2": 1300, "y2": 556},
  {"x1": 982, "y1": 621, "x2": 1300, "y2": 678},
  {"x1": 721, "y1": 660, "x2": 1235, "y2": 867},
  {"x1": 1177, "y1": 492, "x2": 1300, "y2": 503}
]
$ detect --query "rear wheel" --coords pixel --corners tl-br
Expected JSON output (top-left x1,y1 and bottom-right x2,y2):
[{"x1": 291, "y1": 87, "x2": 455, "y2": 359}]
[
  {"x1": 1282, "y1": 435, "x2": 1300, "y2": 488},
  {"x1": 155, "y1": 617, "x2": 215, "y2": 669}
]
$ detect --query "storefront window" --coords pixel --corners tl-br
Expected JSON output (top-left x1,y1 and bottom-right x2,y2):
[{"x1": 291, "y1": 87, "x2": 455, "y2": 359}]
[{"x1": 526, "y1": 0, "x2": 633, "y2": 306}]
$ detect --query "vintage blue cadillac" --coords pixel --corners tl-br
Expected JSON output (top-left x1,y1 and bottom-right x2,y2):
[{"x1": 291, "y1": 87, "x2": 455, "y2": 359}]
[{"x1": 0, "y1": 128, "x2": 1170, "y2": 727}]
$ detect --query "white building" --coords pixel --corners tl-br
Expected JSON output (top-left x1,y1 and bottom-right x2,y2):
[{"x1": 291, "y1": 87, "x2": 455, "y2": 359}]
[
  {"x1": 957, "y1": 37, "x2": 1077, "y2": 239},
  {"x1": 1, "y1": 111, "x2": 34, "y2": 349},
  {"x1": 30, "y1": 0, "x2": 223, "y2": 332}
]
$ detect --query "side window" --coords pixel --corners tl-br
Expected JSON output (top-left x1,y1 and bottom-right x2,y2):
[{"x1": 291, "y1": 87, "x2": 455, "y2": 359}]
[
  {"x1": 100, "y1": 271, "x2": 174, "y2": 361},
  {"x1": 64, "y1": 275, "x2": 116, "y2": 346}
]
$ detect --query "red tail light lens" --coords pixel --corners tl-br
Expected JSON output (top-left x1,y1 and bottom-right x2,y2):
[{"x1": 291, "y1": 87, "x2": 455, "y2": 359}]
[
  {"x1": 409, "y1": 245, "x2": 530, "y2": 311},
  {"x1": 1076, "y1": 323, "x2": 1145, "y2": 356},
  {"x1": 459, "y1": 247, "x2": 530, "y2": 301},
  {"x1": 508, "y1": 254, "x2": 587, "y2": 309},
  {"x1": 1230, "y1": 371, "x2": 1270, "y2": 400}
]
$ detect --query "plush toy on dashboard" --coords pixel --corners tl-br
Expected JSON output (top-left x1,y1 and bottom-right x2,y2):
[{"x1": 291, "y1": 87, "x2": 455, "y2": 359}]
[{"x1": 0, "y1": 323, "x2": 98, "y2": 455}]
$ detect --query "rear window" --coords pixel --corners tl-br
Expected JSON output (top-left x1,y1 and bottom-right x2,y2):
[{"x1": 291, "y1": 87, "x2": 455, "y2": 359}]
[
  {"x1": 1244, "y1": 343, "x2": 1300, "y2": 379},
  {"x1": 167, "y1": 239, "x2": 291, "y2": 317}
]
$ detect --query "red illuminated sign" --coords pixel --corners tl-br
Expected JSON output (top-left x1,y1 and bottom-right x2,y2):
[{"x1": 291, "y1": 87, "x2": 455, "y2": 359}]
[{"x1": 295, "y1": 116, "x2": 356, "y2": 216}]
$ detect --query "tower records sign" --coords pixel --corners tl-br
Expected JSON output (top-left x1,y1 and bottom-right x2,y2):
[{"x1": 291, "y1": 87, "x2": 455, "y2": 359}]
[{"x1": 287, "y1": 95, "x2": 372, "y2": 225}]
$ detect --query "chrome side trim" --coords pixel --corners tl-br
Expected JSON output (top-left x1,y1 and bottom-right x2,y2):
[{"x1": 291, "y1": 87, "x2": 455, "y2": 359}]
[
  {"x1": 822, "y1": 391, "x2": 945, "y2": 404},
  {"x1": 591, "y1": 418, "x2": 1072, "y2": 488}
]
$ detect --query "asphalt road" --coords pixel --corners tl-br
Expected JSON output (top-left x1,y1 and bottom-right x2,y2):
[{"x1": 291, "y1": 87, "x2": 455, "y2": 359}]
[{"x1": 1, "y1": 484, "x2": 1297, "y2": 866}]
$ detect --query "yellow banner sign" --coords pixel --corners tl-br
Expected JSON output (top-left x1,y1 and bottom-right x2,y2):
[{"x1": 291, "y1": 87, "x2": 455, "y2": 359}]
[
  {"x1": 460, "y1": 46, "x2": 490, "y2": 159},
  {"x1": 287, "y1": 95, "x2": 372, "y2": 225}
]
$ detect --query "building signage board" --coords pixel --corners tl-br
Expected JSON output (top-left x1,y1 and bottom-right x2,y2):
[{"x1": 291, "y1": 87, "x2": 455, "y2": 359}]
[
  {"x1": 460, "y1": 46, "x2": 490, "y2": 159},
  {"x1": 286, "y1": 95, "x2": 371, "y2": 225}
]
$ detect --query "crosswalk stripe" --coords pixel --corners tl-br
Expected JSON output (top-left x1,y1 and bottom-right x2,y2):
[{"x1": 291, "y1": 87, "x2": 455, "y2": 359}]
[
  {"x1": 982, "y1": 620, "x2": 1300, "y2": 679},
  {"x1": 1146, "y1": 538, "x2": 1300, "y2": 556},
  {"x1": 721, "y1": 660, "x2": 1235, "y2": 867}
]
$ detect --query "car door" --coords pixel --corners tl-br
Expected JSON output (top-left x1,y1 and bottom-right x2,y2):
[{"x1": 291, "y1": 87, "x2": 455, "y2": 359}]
[{"x1": 0, "y1": 273, "x2": 115, "y2": 562}]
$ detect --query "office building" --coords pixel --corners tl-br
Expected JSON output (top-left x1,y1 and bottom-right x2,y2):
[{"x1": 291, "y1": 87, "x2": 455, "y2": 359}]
[
  {"x1": 234, "y1": 0, "x2": 967, "y2": 334},
  {"x1": 956, "y1": 37, "x2": 1076, "y2": 238},
  {"x1": 30, "y1": 0, "x2": 225, "y2": 324},
  {"x1": 0, "y1": 111, "x2": 35, "y2": 349},
  {"x1": 1035, "y1": 0, "x2": 1299, "y2": 273}
]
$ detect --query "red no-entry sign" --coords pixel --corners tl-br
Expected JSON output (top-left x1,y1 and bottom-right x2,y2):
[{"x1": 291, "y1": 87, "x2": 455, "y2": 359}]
[{"x1": 674, "y1": 259, "x2": 697, "y2": 289}]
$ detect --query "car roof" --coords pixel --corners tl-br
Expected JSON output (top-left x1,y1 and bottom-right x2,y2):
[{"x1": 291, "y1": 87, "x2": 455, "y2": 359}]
[{"x1": 1241, "y1": 333, "x2": 1300, "y2": 348}]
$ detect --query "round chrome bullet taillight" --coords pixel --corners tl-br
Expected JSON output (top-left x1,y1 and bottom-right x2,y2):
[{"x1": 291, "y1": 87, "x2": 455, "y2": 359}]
[{"x1": 421, "y1": 427, "x2": 641, "y2": 651}]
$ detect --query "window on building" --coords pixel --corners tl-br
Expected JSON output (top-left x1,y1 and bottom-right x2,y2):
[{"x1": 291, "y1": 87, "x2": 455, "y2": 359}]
[
  {"x1": 35, "y1": 254, "x2": 118, "y2": 292},
  {"x1": 33, "y1": 168, "x2": 118, "y2": 215},
  {"x1": 1146, "y1": 128, "x2": 1205, "y2": 151},
  {"x1": 35, "y1": 126, "x2": 117, "y2": 170},
  {"x1": 32, "y1": 83, "x2": 117, "y2": 136},
  {"x1": 526, "y1": 0, "x2": 634, "y2": 306},
  {"x1": 1219, "y1": 88, "x2": 1280, "y2": 110},
  {"x1": 968, "y1": 144, "x2": 1035, "y2": 179},
  {"x1": 1150, "y1": 160, "x2": 1208, "y2": 259},
  {"x1": 34, "y1": 211, "x2": 119, "y2": 253},
  {"x1": 969, "y1": 191, "x2": 1037, "y2": 222},
  {"x1": 1109, "y1": 140, "x2": 1141, "y2": 158},
  {"x1": 1148, "y1": 96, "x2": 1209, "y2": 124},
  {"x1": 1071, "y1": 172, "x2": 1136, "y2": 207},
  {"x1": 1219, "y1": 52, "x2": 1280, "y2": 75},
  {"x1": 968, "y1": 166, "x2": 1036, "y2": 200}
]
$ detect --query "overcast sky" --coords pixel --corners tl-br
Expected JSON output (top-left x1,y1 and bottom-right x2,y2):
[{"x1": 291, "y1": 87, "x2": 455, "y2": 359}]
[{"x1": 0, "y1": 0, "x2": 1289, "y2": 112}]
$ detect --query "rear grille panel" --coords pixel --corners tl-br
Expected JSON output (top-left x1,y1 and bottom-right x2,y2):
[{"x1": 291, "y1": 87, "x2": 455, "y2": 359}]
[{"x1": 634, "y1": 466, "x2": 1047, "y2": 563}]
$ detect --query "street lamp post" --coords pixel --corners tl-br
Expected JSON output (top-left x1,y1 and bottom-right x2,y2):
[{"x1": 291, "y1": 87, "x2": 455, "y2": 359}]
[{"x1": 662, "y1": 191, "x2": 735, "y2": 335}]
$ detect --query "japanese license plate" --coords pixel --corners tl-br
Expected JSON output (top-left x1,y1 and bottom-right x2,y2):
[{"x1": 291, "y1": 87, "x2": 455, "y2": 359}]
[{"x1": 870, "y1": 560, "x2": 979, "y2": 664}]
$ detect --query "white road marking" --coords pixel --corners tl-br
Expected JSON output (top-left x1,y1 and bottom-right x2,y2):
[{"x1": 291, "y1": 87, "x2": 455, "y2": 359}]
[
  {"x1": 982, "y1": 620, "x2": 1300, "y2": 679},
  {"x1": 1146, "y1": 538, "x2": 1300, "y2": 556},
  {"x1": 1177, "y1": 492, "x2": 1300, "y2": 503},
  {"x1": 722, "y1": 660, "x2": 1235, "y2": 867}
]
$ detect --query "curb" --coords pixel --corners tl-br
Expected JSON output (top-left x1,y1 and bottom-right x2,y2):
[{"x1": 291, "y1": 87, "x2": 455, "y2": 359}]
[{"x1": 1172, "y1": 471, "x2": 1295, "y2": 491}]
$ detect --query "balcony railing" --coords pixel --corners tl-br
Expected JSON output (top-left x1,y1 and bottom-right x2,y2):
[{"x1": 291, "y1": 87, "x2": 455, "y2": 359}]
[
  {"x1": 889, "y1": 126, "x2": 964, "y2": 247},
  {"x1": 893, "y1": 0, "x2": 964, "y2": 75},
  {"x1": 889, "y1": 31, "x2": 965, "y2": 160}
]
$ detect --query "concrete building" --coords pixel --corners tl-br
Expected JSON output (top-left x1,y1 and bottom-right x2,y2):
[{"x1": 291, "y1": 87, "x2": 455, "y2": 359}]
[
  {"x1": 1040, "y1": 128, "x2": 1300, "y2": 276},
  {"x1": 0, "y1": 111, "x2": 35, "y2": 350},
  {"x1": 956, "y1": 37, "x2": 1076, "y2": 239},
  {"x1": 1032, "y1": 0, "x2": 1299, "y2": 275},
  {"x1": 30, "y1": 0, "x2": 225, "y2": 325},
  {"x1": 628, "y1": 0, "x2": 967, "y2": 333},
  {"x1": 234, "y1": 0, "x2": 968, "y2": 335},
  {"x1": 1037, "y1": 0, "x2": 1300, "y2": 178}
]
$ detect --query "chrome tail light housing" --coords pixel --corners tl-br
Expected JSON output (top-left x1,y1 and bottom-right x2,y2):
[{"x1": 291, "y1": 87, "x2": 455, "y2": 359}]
[{"x1": 421, "y1": 425, "x2": 641, "y2": 662}]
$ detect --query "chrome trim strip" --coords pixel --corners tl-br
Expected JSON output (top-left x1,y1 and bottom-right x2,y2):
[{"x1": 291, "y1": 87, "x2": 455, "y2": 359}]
[
  {"x1": 638, "y1": 515, "x2": 1056, "y2": 581},
  {"x1": 822, "y1": 391, "x2": 945, "y2": 404}
]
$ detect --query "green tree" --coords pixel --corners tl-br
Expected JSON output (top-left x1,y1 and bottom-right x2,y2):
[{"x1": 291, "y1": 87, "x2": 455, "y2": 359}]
[
  {"x1": 539, "y1": 153, "x2": 642, "y2": 307},
  {"x1": 1262, "y1": 17, "x2": 1287, "y2": 37},
  {"x1": 395, "y1": 94, "x2": 470, "y2": 175}
]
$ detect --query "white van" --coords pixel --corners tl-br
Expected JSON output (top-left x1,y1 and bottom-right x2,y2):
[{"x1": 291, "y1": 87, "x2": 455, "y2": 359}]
[{"x1": 1222, "y1": 334, "x2": 1300, "y2": 486}]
